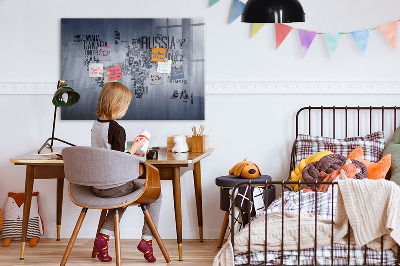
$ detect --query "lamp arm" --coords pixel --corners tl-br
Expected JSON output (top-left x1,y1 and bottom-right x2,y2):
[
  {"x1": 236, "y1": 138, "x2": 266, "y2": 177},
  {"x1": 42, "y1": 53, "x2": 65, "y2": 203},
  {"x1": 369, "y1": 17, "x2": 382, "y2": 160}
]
[{"x1": 50, "y1": 105, "x2": 57, "y2": 148}]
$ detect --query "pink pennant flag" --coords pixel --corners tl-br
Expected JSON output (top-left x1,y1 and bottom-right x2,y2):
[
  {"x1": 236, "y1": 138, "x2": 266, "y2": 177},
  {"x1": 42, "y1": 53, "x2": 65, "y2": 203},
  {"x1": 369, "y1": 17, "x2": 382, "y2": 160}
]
[
  {"x1": 378, "y1": 21, "x2": 398, "y2": 50},
  {"x1": 298, "y1": 29, "x2": 317, "y2": 58},
  {"x1": 275, "y1": 23, "x2": 293, "y2": 49}
]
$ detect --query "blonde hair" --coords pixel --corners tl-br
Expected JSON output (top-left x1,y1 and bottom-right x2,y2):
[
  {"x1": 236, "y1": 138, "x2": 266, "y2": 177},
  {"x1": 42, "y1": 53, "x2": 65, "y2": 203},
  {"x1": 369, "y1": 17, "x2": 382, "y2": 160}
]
[{"x1": 95, "y1": 82, "x2": 133, "y2": 120}]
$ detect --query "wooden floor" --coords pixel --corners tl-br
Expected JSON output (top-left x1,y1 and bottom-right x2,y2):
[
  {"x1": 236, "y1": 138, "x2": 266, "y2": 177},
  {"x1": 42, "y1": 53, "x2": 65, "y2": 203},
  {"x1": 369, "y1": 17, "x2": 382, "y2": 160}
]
[{"x1": 0, "y1": 239, "x2": 222, "y2": 265}]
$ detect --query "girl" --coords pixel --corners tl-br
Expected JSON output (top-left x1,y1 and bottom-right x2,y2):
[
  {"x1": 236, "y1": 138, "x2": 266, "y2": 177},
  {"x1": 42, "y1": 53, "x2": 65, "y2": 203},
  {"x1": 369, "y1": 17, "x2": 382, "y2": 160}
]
[{"x1": 91, "y1": 82, "x2": 161, "y2": 263}]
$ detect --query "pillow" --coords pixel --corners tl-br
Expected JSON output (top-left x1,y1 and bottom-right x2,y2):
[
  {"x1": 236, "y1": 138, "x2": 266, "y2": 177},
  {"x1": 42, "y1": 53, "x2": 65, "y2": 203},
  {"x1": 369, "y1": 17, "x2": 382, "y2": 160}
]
[
  {"x1": 348, "y1": 146, "x2": 391, "y2": 180},
  {"x1": 382, "y1": 126, "x2": 400, "y2": 184},
  {"x1": 295, "y1": 131, "x2": 385, "y2": 166}
]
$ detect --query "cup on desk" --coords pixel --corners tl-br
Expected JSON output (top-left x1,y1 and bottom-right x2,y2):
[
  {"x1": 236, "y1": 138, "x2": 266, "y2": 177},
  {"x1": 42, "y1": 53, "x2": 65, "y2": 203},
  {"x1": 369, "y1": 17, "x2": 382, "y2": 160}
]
[{"x1": 146, "y1": 150, "x2": 158, "y2": 160}]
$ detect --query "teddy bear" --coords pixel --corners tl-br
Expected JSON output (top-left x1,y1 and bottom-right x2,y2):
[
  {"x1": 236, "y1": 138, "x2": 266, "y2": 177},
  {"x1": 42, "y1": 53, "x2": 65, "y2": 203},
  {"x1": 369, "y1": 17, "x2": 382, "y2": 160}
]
[
  {"x1": 1, "y1": 192, "x2": 44, "y2": 247},
  {"x1": 229, "y1": 159, "x2": 261, "y2": 179},
  {"x1": 172, "y1": 135, "x2": 189, "y2": 153}
]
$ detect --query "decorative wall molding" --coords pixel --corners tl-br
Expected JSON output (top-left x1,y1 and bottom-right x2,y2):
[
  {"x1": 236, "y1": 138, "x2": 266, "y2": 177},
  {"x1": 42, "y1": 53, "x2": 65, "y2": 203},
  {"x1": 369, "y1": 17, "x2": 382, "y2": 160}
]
[
  {"x1": 1, "y1": 81, "x2": 400, "y2": 95},
  {"x1": 0, "y1": 83, "x2": 56, "y2": 94},
  {"x1": 206, "y1": 81, "x2": 400, "y2": 94}
]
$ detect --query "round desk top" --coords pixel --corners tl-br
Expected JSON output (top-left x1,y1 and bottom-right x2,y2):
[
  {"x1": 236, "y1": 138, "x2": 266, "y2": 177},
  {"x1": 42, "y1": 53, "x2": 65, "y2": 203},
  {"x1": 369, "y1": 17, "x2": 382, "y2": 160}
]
[{"x1": 215, "y1": 175, "x2": 272, "y2": 188}]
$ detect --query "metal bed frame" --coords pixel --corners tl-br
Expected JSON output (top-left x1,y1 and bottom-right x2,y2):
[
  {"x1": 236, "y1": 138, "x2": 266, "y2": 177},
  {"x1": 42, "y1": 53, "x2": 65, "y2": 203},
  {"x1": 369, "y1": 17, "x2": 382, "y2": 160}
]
[{"x1": 230, "y1": 106, "x2": 400, "y2": 266}]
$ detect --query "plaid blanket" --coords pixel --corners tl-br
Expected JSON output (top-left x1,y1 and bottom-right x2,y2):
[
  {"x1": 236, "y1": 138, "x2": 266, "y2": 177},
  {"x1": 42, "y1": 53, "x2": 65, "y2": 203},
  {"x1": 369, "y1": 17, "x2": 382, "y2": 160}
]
[{"x1": 234, "y1": 191, "x2": 397, "y2": 265}]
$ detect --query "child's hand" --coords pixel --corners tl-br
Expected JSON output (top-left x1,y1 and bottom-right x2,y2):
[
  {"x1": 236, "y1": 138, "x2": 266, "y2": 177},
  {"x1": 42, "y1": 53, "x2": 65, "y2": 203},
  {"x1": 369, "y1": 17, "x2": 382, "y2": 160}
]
[
  {"x1": 129, "y1": 137, "x2": 147, "y2": 155},
  {"x1": 134, "y1": 148, "x2": 149, "y2": 157}
]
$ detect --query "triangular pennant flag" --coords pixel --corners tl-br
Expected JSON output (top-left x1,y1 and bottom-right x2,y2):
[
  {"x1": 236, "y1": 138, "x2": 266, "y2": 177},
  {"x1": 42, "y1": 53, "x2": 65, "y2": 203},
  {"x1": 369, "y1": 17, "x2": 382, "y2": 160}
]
[
  {"x1": 378, "y1": 21, "x2": 398, "y2": 50},
  {"x1": 229, "y1": 0, "x2": 245, "y2": 24},
  {"x1": 251, "y1": 23, "x2": 266, "y2": 38},
  {"x1": 298, "y1": 29, "x2": 317, "y2": 58},
  {"x1": 351, "y1": 29, "x2": 370, "y2": 55},
  {"x1": 209, "y1": 0, "x2": 220, "y2": 7},
  {"x1": 323, "y1": 33, "x2": 341, "y2": 58},
  {"x1": 275, "y1": 23, "x2": 293, "y2": 49}
]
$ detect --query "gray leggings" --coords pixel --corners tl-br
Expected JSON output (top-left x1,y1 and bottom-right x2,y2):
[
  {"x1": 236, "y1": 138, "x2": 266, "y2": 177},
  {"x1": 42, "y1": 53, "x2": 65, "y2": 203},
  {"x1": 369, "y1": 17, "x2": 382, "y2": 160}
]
[{"x1": 92, "y1": 180, "x2": 162, "y2": 240}]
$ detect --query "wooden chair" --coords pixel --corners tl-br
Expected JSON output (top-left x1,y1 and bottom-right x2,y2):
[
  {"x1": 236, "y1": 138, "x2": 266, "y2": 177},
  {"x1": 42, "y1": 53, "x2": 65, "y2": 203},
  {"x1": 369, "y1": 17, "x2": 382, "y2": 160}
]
[{"x1": 60, "y1": 146, "x2": 171, "y2": 265}]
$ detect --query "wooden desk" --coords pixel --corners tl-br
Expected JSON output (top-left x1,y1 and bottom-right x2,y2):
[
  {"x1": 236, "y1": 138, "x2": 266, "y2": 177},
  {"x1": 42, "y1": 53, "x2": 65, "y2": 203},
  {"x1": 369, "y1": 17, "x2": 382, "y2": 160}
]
[{"x1": 10, "y1": 147, "x2": 213, "y2": 261}]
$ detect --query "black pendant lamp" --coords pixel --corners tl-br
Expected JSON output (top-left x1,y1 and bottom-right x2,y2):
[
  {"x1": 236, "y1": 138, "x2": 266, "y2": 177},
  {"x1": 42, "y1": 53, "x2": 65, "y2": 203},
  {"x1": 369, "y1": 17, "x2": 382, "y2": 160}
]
[{"x1": 242, "y1": 0, "x2": 305, "y2": 23}]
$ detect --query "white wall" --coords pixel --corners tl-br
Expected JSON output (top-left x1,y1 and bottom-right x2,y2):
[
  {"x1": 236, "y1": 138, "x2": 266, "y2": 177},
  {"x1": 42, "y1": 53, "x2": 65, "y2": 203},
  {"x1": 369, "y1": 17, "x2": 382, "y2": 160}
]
[{"x1": 1, "y1": 0, "x2": 400, "y2": 240}]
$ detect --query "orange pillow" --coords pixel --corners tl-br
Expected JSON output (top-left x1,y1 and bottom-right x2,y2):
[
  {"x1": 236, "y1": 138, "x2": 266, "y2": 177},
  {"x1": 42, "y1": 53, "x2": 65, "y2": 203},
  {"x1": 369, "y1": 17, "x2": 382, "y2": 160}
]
[{"x1": 347, "y1": 146, "x2": 391, "y2": 180}]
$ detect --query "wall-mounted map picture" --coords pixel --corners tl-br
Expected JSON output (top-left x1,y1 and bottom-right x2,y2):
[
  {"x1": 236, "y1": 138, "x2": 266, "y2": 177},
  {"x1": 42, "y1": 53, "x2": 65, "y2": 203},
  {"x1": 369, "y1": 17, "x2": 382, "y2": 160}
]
[{"x1": 61, "y1": 18, "x2": 205, "y2": 120}]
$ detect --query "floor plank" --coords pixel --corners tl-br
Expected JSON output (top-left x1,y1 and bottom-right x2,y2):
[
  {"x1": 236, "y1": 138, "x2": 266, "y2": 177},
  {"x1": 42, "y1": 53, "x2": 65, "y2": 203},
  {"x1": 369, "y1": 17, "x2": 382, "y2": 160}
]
[{"x1": 0, "y1": 239, "x2": 221, "y2": 265}]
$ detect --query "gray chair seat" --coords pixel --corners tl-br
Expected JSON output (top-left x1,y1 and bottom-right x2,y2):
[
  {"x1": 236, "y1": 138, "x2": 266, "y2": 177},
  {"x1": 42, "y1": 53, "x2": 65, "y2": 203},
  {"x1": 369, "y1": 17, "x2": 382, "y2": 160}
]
[{"x1": 69, "y1": 180, "x2": 145, "y2": 208}]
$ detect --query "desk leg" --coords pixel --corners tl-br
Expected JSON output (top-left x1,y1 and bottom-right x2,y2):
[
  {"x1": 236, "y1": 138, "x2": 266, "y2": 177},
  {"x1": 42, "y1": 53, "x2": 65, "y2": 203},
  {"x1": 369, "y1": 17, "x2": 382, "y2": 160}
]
[
  {"x1": 193, "y1": 161, "x2": 203, "y2": 242},
  {"x1": 56, "y1": 178, "x2": 64, "y2": 241},
  {"x1": 20, "y1": 165, "x2": 35, "y2": 259},
  {"x1": 172, "y1": 167, "x2": 183, "y2": 261}
]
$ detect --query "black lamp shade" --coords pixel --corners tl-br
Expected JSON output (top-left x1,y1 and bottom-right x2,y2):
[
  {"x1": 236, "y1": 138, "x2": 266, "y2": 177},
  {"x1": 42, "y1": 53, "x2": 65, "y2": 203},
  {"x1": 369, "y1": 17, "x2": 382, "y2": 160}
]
[
  {"x1": 52, "y1": 83, "x2": 80, "y2": 107},
  {"x1": 242, "y1": 0, "x2": 305, "y2": 23}
]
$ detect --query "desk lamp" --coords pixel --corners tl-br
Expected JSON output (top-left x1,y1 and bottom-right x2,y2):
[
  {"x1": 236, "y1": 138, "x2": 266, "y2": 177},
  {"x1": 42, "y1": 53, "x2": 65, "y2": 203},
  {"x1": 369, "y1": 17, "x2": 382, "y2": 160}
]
[
  {"x1": 241, "y1": 0, "x2": 305, "y2": 23},
  {"x1": 38, "y1": 80, "x2": 80, "y2": 154}
]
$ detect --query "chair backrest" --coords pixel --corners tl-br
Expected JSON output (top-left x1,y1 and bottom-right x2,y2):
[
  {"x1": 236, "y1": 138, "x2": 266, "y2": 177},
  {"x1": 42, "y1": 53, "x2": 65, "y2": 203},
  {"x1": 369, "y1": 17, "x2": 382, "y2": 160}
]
[{"x1": 62, "y1": 146, "x2": 145, "y2": 187}]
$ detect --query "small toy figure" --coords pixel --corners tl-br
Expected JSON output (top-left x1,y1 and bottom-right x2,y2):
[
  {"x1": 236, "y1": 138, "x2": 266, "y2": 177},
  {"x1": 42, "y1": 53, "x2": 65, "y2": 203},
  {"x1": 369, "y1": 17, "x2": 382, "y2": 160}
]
[{"x1": 172, "y1": 135, "x2": 189, "y2": 153}]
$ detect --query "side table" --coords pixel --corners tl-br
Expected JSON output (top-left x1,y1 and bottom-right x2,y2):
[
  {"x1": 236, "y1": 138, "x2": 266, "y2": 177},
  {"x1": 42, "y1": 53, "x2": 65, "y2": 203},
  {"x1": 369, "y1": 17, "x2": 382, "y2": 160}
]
[{"x1": 215, "y1": 175, "x2": 275, "y2": 248}]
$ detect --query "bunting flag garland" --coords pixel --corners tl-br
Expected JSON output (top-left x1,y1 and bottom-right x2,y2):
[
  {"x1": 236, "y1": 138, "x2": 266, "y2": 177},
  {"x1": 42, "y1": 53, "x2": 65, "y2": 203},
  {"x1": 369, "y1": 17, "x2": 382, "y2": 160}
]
[
  {"x1": 298, "y1": 29, "x2": 317, "y2": 58},
  {"x1": 229, "y1": 0, "x2": 245, "y2": 24},
  {"x1": 351, "y1": 29, "x2": 370, "y2": 55},
  {"x1": 208, "y1": 4, "x2": 400, "y2": 57},
  {"x1": 251, "y1": 23, "x2": 266, "y2": 38},
  {"x1": 323, "y1": 33, "x2": 341, "y2": 58},
  {"x1": 209, "y1": 0, "x2": 221, "y2": 8},
  {"x1": 275, "y1": 23, "x2": 293, "y2": 49},
  {"x1": 378, "y1": 21, "x2": 398, "y2": 50}
]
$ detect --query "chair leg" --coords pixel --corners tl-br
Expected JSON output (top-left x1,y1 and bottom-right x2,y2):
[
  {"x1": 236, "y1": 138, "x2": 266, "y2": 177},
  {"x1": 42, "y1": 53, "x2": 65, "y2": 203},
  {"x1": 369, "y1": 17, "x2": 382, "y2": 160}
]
[
  {"x1": 60, "y1": 208, "x2": 88, "y2": 266},
  {"x1": 141, "y1": 205, "x2": 171, "y2": 263},
  {"x1": 114, "y1": 209, "x2": 121, "y2": 266},
  {"x1": 217, "y1": 211, "x2": 230, "y2": 248},
  {"x1": 92, "y1": 209, "x2": 108, "y2": 258}
]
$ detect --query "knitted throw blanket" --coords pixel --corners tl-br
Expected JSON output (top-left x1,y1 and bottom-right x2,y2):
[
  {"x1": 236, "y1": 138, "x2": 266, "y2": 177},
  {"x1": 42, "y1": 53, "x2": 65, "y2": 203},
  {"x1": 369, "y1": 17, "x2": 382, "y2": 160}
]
[
  {"x1": 335, "y1": 178, "x2": 400, "y2": 251},
  {"x1": 213, "y1": 211, "x2": 340, "y2": 266}
]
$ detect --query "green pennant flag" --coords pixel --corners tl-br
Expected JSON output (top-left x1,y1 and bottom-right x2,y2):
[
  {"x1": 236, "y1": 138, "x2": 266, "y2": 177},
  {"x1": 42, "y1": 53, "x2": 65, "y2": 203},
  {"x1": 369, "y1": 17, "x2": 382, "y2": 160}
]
[
  {"x1": 209, "y1": 0, "x2": 221, "y2": 7},
  {"x1": 323, "y1": 33, "x2": 341, "y2": 58}
]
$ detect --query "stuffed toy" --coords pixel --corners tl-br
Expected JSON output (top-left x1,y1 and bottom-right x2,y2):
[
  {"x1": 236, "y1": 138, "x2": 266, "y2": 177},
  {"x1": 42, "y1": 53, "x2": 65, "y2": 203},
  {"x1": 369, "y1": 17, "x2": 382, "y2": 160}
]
[
  {"x1": 1, "y1": 192, "x2": 44, "y2": 247},
  {"x1": 229, "y1": 159, "x2": 261, "y2": 179},
  {"x1": 289, "y1": 150, "x2": 333, "y2": 191},
  {"x1": 348, "y1": 146, "x2": 391, "y2": 180},
  {"x1": 172, "y1": 135, "x2": 189, "y2": 153}
]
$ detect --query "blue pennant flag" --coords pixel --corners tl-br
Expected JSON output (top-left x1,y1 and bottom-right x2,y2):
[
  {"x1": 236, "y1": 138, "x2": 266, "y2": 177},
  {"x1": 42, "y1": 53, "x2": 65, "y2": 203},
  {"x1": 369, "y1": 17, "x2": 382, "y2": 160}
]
[
  {"x1": 351, "y1": 29, "x2": 371, "y2": 55},
  {"x1": 209, "y1": 0, "x2": 221, "y2": 7},
  {"x1": 229, "y1": 0, "x2": 245, "y2": 24},
  {"x1": 323, "y1": 33, "x2": 341, "y2": 58}
]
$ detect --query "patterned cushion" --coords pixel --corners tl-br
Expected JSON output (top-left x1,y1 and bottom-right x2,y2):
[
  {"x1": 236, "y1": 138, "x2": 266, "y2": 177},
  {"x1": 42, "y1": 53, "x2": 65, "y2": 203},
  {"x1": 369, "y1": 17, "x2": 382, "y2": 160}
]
[{"x1": 295, "y1": 131, "x2": 385, "y2": 166}]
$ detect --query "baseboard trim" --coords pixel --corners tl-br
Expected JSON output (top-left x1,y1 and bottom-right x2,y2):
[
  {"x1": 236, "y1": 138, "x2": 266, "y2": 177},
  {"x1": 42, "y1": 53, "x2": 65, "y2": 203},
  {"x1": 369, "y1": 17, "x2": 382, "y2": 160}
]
[{"x1": 1, "y1": 81, "x2": 400, "y2": 95}]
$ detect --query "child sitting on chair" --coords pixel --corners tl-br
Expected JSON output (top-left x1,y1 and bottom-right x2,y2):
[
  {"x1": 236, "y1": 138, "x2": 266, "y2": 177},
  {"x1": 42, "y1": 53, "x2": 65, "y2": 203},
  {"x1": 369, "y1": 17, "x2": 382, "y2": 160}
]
[{"x1": 91, "y1": 82, "x2": 162, "y2": 263}]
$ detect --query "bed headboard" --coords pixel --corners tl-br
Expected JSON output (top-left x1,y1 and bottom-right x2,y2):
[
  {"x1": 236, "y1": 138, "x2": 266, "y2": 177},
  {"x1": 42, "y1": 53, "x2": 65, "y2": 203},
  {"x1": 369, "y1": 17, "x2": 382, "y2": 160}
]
[{"x1": 290, "y1": 106, "x2": 400, "y2": 179}]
